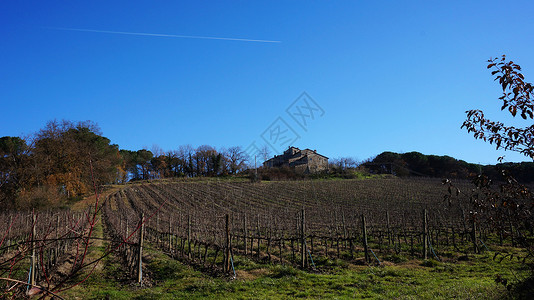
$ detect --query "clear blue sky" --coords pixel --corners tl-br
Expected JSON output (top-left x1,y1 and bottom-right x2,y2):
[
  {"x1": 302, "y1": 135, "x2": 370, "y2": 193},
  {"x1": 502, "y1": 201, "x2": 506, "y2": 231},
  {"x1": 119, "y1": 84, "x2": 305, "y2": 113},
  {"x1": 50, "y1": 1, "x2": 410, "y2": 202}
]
[{"x1": 1, "y1": 1, "x2": 533, "y2": 164}]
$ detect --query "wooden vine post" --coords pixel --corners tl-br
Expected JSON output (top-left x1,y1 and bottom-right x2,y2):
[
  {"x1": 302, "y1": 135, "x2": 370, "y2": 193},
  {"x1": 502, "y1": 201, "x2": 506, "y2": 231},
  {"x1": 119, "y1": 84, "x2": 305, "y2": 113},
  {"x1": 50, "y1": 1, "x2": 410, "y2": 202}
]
[
  {"x1": 137, "y1": 213, "x2": 145, "y2": 285},
  {"x1": 243, "y1": 214, "x2": 248, "y2": 255},
  {"x1": 472, "y1": 218, "x2": 479, "y2": 254},
  {"x1": 64, "y1": 213, "x2": 68, "y2": 253},
  {"x1": 301, "y1": 208, "x2": 306, "y2": 269},
  {"x1": 423, "y1": 209, "x2": 428, "y2": 260},
  {"x1": 7, "y1": 215, "x2": 13, "y2": 254},
  {"x1": 156, "y1": 214, "x2": 160, "y2": 244},
  {"x1": 187, "y1": 215, "x2": 192, "y2": 260},
  {"x1": 30, "y1": 213, "x2": 36, "y2": 287},
  {"x1": 361, "y1": 214, "x2": 370, "y2": 263},
  {"x1": 55, "y1": 214, "x2": 60, "y2": 264},
  {"x1": 256, "y1": 215, "x2": 261, "y2": 258},
  {"x1": 168, "y1": 217, "x2": 172, "y2": 253},
  {"x1": 224, "y1": 214, "x2": 231, "y2": 273},
  {"x1": 125, "y1": 219, "x2": 129, "y2": 254},
  {"x1": 342, "y1": 211, "x2": 347, "y2": 249},
  {"x1": 386, "y1": 211, "x2": 391, "y2": 246}
]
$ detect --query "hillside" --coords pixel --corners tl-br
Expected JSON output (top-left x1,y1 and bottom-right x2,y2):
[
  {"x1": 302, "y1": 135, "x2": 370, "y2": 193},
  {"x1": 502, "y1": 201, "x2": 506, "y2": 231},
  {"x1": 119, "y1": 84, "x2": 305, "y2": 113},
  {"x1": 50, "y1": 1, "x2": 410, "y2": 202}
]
[
  {"x1": 1, "y1": 177, "x2": 531, "y2": 298},
  {"x1": 76, "y1": 178, "x2": 530, "y2": 298}
]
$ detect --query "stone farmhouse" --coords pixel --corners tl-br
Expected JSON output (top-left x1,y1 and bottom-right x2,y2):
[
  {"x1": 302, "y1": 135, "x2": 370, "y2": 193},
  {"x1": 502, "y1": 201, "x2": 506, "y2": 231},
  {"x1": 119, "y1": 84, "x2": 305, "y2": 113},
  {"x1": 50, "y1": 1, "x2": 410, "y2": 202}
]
[{"x1": 263, "y1": 146, "x2": 329, "y2": 173}]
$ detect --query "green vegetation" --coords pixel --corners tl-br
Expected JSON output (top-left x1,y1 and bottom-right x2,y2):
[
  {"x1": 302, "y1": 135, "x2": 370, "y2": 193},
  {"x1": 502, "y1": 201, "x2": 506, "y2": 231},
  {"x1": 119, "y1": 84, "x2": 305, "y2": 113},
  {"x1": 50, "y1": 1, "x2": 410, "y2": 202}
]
[
  {"x1": 0, "y1": 120, "x2": 121, "y2": 208},
  {"x1": 63, "y1": 242, "x2": 530, "y2": 299},
  {"x1": 365, "y1": 151, "x2": 534, "y2": 182}
]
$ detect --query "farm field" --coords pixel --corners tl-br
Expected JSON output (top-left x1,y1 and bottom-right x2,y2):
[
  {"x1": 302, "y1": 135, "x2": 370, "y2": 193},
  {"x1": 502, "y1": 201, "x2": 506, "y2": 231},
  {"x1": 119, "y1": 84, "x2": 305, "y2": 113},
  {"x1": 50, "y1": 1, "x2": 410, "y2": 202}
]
[{"x1": 1, "y1": 177, "x2": 531, "y2": 299}]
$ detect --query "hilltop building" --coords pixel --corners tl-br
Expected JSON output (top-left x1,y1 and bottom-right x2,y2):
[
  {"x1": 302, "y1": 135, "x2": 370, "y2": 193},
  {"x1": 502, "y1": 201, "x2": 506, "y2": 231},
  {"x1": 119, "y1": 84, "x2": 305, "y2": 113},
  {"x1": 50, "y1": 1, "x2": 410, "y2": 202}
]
[{"x1": 263, "y1": 146, "x2": 329, "y2": 173}]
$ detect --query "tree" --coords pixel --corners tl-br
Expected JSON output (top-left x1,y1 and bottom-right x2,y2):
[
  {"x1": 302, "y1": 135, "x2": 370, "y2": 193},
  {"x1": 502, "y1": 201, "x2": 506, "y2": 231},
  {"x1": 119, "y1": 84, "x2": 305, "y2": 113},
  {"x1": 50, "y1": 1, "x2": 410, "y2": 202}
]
[
  {"x1": 65, "y1": 126, "x2": 121, "y2": 186},
  {"x1": 194, "y1": 145, "x2": 217, "y2": 176},
  {"x1": 259, "y1": 144, "x2": 271, "y2": 163},
  {"x1": 1, "y1": 120, "x2": 122, "y2": 207},
  {"x1": 370, "y1": 152, "x2": 409, "y2": 176},
  {"x1": 136, "y1": 149, "x2": 154, "y2": 180},
  {"x1": 149, "y1": 145, "x2": 166, "y2": 179},
  {"x1": 224, "y1": 146, "x2": 247, "y2": 174},
  {"x1": 32, "y1": 120, "x2": 121, "y2": 197},
  {"x1": 210, "y1": 152, "x2": 223, "y2": 176},
  {"x1": 178, "y1": 144, "x2": 195, "y2": 177},
  {"x1": 329, "y1": 157, "x2": 358, "y2": 173},
  {"x1": 455, "y1": 55, "x2": 534, "y2": 276},
  {"x1": 150, "y1": 155, "x2": 167, "y2": 180},
  {"x1": 462, "y1": 55, "x2": 534, "y2": 160},
  {"x1": 163, "y1": 150, "x2": 180, "y2": 177},
  {"x1": 119, "y1": 150, "x2": 139, "y2": 180},
  {"x1": 0, "y1": 136, "x2": 31, "y2": 206}
]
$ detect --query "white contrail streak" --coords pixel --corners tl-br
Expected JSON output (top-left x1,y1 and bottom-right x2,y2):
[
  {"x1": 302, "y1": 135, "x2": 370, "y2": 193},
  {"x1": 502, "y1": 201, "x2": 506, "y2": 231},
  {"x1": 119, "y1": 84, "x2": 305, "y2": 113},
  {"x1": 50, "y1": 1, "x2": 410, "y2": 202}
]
[{"x1": 47, "y1": 27, "x2": 281, "y2": 43}]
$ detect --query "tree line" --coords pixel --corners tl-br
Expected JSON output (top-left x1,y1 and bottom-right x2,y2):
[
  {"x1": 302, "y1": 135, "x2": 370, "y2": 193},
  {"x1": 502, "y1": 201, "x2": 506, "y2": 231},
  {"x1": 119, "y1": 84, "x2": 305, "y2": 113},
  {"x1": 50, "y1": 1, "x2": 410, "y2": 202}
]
[
  {"x1": 0, "y1": 120, "x2": 252, "y2": 208},
  {"x1": 365, "y1": 151, "x2": 534, "y2": 182},
  {"x1": 119, "y1": 144, "x2": 250, "y2": 182}
]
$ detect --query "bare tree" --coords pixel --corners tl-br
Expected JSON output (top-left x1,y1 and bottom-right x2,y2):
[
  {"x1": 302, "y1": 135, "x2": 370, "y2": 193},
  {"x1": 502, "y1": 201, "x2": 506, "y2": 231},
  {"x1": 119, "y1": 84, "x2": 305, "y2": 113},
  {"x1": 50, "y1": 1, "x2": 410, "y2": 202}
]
[
  {"x1": 259, "y1": 144, "x2": 271, "y2": 163},
  {"x1": 224, "y1": 146, "x2": 247, "y2": 174}
]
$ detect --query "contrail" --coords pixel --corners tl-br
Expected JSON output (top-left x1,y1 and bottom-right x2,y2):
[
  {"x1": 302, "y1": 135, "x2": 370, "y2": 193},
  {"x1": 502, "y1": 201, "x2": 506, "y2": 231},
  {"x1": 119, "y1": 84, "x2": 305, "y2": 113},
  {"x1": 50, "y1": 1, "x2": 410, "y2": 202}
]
[{"x1": 46, "y1": 27, "x2": 281, "y2": 43}]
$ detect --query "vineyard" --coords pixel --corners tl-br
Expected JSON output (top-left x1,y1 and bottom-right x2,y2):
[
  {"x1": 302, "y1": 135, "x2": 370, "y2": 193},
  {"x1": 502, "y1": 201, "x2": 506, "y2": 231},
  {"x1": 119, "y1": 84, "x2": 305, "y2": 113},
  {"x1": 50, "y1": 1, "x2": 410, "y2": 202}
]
[
  {"x1": 0, "y1": 177, "x2": 530, "y2": 298},
  {"x1": 102, "y1": 178, "x2": 510, "y2": 277},
  {"x1": 0, "y1": 208, "x2": 96, "y2": 299}
]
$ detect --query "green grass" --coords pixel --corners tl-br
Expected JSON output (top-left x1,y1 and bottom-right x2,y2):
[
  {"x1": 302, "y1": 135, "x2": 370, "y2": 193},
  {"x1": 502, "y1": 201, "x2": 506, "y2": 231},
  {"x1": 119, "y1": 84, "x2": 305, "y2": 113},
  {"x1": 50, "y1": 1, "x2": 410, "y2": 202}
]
[{"x1": 62, "y1": 243, "x2": 532, "y2": 299}]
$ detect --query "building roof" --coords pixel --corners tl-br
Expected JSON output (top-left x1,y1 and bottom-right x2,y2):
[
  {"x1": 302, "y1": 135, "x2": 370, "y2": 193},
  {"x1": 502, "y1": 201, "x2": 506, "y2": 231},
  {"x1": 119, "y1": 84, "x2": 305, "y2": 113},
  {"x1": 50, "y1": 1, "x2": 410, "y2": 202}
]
[
  {"x1": 264, "y1": 147, "x2": 328, "y2": 162},
  {"x1": 302, "y1": 148, "x2": 329, "y2": 159}
]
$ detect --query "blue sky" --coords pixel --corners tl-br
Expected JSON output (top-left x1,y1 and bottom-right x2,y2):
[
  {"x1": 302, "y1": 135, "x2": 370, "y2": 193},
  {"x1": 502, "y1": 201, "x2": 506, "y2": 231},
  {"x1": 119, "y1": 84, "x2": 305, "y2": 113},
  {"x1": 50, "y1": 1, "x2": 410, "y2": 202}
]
[{"x1": 1, "y1": 1, "x2": 533, "y2": 164}]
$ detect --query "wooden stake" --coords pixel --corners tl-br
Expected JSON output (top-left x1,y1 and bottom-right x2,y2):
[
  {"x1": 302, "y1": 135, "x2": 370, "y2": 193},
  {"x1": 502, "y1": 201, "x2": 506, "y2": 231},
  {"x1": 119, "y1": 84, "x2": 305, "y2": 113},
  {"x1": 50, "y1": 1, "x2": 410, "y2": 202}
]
[
  {"x1": 386, "y1": 211, "x2": 391, "y2": 246},
  {"x1": 423, "y1": 209, "x2": 428, "y2": 260},
  {"x1": 169, "y1": 217, "x2": 172, "y2": 253},
  {"x1": 301, "y1": 209, "x2": 306, "y2": 268},
  {"x1": 30, "y1": 213, "x2": 36, "y2": 287},
  {"x1": 361, "y1": 214, "x2": 370, "y2": 263},
  {"x1": 187, "y1": 215, "x2": 192, "y2": 260},
  {"x1": 472, "y1": 218, "x2": 479, "y2": 254},
  {"x1": 137, "y1": 213, "x2": 145, "y2": 285},
  {"x1": 224, "y1": 214, "x2": 231, "y2": 273},
  {"x1": 244, "y1": 214, "x2": 248, "y2": 255}
]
